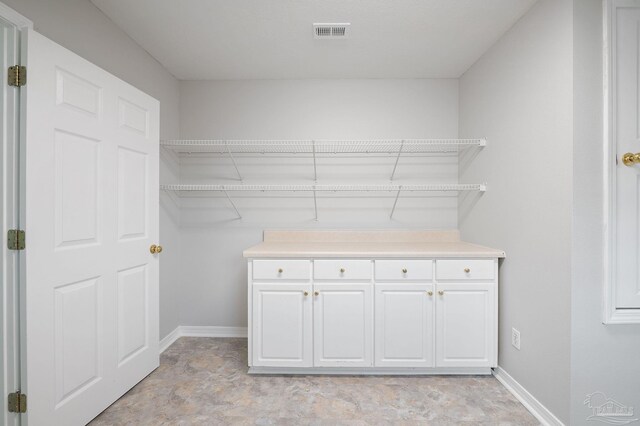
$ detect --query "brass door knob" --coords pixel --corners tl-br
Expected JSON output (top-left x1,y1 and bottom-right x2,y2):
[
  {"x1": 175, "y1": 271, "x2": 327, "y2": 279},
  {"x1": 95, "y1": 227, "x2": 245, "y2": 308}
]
[
  {"x1": 427, "y1": 291, "x2": 433, "y2": 296},
  {"x1": 402, "y1": 268, "x2": 408, "y2": 274},
  {"x1": 464, "y1": 268, "x2": 470, "y2": 273},
  {"x1": 339, "y1": 268, "x2": 345, "y2": 273},
  {"x1": 623, "y1": 152, "x2": 640, "y2": 166},
  {"x1": 438, "y1": 290, "x2": 444, "y2": 296},
  {"x1": 150, "y1": 244, "x2": 163, "y2": 254},
  {"x1": 314, "y1": 291, "x2": 320, "y2": 296},
  {"x1": 304, "y1": 291, "x2": 309, "y2": 296},
  {"x1": 278, "y1": 268, "x2": 283, "y2": 273}
]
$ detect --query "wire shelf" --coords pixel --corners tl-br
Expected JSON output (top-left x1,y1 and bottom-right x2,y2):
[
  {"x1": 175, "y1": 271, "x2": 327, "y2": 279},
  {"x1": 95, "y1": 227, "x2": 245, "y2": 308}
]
[
  {"x1": 161, "y1": 183, "x2": 486, "y2": 192},
  {"x1": 160, "y1": 139, "x2": 486, "y2": 154}
]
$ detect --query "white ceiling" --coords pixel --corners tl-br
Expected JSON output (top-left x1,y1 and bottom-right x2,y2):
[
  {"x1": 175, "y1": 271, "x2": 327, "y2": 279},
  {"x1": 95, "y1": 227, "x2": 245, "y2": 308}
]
[{"x1": 91, "y1": 0, "x2": 538, "y2": 80}]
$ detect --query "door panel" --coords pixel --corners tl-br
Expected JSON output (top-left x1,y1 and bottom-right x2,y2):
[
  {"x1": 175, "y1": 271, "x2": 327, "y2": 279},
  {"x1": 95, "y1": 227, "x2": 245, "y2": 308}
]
[
  {"x1": 375, "y1": 284, "x2": 434, "y2": 367},
  {"x1": 252, "y1": 284, "x2": 312, "y2": 367},
  {"x1": 117, "y1": 265, "x2": 148, "y2": 365},
  {"x1": 313, "y1": 283, "x2": 373, "y2": 367},
  {"x1": 54, "y1": 129, "x2": 101, "y2": 248},
  {"x1": 21, "y1": 28, "x2": 159, "y2": 425},
  {"x1": 615, "y1": 6, "x2": 640, "y2": 308},
  {"x1": 54, "y1": 277, "x2": 102, "y2": 406},
  {"x1": 435, "y1": 284, "x2": 495, "y2": 368}
]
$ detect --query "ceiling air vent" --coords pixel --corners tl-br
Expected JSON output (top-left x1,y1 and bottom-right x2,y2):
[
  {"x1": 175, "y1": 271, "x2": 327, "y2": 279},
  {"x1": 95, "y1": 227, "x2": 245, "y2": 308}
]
[{"x1": 313, "y1": 23, "x2": 350, "y2": 39}]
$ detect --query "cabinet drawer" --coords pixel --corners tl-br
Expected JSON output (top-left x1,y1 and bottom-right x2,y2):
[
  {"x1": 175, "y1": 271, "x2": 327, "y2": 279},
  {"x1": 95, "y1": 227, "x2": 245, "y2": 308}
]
[
  {"x1": 253, "y1": 260, "x2": 311, "y2": 280},
  {"x1": 314, "y1": 260, "x2": 372, "y2": 280},
  {"x1": 375, "y1": 260, "x2": 433, "y2": 281},
  {"x1": 436, "y1": 260, "x2": 495, "y2": 280}
]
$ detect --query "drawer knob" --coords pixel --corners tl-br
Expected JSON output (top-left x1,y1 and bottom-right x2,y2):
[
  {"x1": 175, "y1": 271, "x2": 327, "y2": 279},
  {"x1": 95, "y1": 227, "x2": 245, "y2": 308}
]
[
  {"x1": 278, "y1": 268, "x2": 283, "y2": 273},
  {"x1": 427, "y1": 291, "x2": 433, "y2": 296},
  {"x1": 438, "y1": 290, "x2": 444, "y2": 296},
  {"x1": 314, "y1": 291, "x2": 320, "y2": 296},
  {"x1": 304, "y1": 291, "x2": 309, "y2": 296},
  {"x1": 340, "y1": 268, "x2": 345, "y2": 273},
  {"x1": 464, "y1": 268, "x2": 470, "y2": 273},
  {"x1": 402, "y1": 268, "x2": 408, "y2": 274}
]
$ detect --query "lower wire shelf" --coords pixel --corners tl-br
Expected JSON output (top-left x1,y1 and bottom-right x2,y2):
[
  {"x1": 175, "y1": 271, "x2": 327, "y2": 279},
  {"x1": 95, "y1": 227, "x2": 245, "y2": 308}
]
[
  {"x1": 161, "y1": 183, "x2": 486, "y2": 220},
  {"x1": 160, "y1": 183, "x2": 486, "y2": 192}
]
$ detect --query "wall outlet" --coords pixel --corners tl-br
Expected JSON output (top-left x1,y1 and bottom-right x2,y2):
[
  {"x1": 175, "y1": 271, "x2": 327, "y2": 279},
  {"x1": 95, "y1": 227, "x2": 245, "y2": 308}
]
[{"x1": 511, "y1": 328, "x2": 521, "y2": 350}]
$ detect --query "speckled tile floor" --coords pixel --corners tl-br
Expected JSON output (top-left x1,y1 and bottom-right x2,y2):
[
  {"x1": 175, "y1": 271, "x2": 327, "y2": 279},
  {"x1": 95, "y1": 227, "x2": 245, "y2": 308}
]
[{"x1": 90, "y1": 337, "x2": 539, "y2": 425}]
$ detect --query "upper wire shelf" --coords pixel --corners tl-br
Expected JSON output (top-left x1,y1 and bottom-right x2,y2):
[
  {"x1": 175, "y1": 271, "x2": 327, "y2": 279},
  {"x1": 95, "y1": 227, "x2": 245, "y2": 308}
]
[
  {"x1": 161, "y1": 183, "x2": 486, "y2": 192},
  {"x1": 160, "y1": 139, "x2": 486, "y2": 154}
]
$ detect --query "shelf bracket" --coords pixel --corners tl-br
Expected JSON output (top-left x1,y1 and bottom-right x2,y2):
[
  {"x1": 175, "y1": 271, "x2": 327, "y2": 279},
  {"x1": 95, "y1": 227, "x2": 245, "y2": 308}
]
[
  {"x1": 222, "y1": 187, "x2": 242, "y2": 219},
  {"x1": 313, "y1": 186, "x2": 318, "y2": 221},
  {"x1": 390, "y1": 140, "x2": 404, "y2": 181},
  {"x1": 390, "y1": 185, "x2": 402, "y2": 219},
  {"x1": 312, "y1": 140, "x2": 318, "y2": 182},
  {"x1": 225, "y1": 140, "x2": 243, "y2": 181}
]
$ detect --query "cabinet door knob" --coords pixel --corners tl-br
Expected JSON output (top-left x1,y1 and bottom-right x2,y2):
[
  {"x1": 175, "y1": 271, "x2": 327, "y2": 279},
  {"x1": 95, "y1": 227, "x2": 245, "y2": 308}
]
[
  {"x1": 314, "y1": 291, "x2": 320, "y2": 296},
  {"x1": 340, "y1": 268, "x2": 345, "y2": 273},
  {"x1": 303, "y1": 291, "x2": 309, "y2": 296},
  {"x1": 438, "y1": 290, "x2": 444, "y2": 296},
  {"x1": 427, "y1": 291, "x2": 433, "y2": 296},
  {"x1": 464, "y1": 268, "x2": 470, "y2": 273},
  {"x1": 402, "y1": 268, "x2": 407, "y2": 274},
  {"x1": 278, "y1": 268, "x2": 283, "y2": 273}
]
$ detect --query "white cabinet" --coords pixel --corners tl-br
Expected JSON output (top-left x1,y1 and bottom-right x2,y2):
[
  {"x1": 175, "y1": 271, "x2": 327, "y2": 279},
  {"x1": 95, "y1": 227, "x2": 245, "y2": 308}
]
[
  {"x1": 248, "y1": 257, "x2": 498, "y2": 374},
  {"x1": 375, "y1": 284, "x2": 434, "y2": 367},
  {"x1": 435, "y1": 283, "x2": 496, "y2": 368},
  {"x1": 252, "y1": 284, "x2": 313, "y2": 367},
  {"x1": 313, "y1": 283, "x2": 373, "y2": 367}
]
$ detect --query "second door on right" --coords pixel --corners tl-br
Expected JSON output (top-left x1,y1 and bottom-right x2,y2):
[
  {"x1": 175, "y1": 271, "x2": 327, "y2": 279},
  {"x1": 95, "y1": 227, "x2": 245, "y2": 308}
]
[{"x1": 435, "y1": 283, "x2": 495, "y2": 368}]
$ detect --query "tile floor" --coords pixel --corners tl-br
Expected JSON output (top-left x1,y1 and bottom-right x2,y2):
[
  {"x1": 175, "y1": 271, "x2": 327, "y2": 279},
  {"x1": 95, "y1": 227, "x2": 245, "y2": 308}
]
[{"x1": 90, "y1": 337, "x2": 539, "y2": 425}]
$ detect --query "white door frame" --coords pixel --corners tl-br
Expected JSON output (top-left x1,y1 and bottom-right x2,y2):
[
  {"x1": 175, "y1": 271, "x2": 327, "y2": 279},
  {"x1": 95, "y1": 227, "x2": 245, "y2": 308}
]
[
  {"x1": 0, "y1": 3, "x2": 32, "y2": 425},
  {"x1": 603, "y1": 0, "x2": 640, "y2": 324}
]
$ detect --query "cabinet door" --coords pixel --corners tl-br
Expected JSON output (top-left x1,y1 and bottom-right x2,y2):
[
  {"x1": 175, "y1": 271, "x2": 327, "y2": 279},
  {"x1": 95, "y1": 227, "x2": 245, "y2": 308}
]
[
  {"x1": 435, "y1": 284, "x2": 496, "y2": 368},
  {"x1": 375, "y1": 284, "x2": 434, "y2": 367},
  {"x1": 252, "y1": 284, "x2": 312, "y2": 367},
  {"x1": 314, "y1": 284, "x2": 373, "y2": 367}
]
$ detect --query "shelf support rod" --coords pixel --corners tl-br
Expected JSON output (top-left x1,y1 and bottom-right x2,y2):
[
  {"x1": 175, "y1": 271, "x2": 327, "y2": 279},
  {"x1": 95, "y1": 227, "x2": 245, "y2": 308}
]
[
  {"x1": 390, "y1": 140, "x2": 404, "y2": 181},
  {"x1": 312, "y1": 140, "x2": 318, "y2": 182},
  {"x1": 313, "y1": 186, "x2": 318, "y2": 221},
  {"x1": 225, "y1": 140, "x2": 243, "y2": 181},
  {"x1": 222, "y1": 187, "x2": 242, "y2": 219},
  {"x1": 390, "y1": 185, "x2": 402, "y2": 219}
]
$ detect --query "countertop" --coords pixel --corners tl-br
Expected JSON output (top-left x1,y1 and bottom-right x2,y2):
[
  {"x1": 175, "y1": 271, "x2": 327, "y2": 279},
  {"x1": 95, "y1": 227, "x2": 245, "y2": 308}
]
[{"x1": 243, "y1": 230, "x2": 505, "y2": 258}]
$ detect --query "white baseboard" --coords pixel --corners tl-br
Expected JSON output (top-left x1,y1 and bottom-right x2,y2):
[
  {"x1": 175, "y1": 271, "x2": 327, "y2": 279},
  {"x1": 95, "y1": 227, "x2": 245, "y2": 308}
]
[
  {"x1": 493, "y1": 366, "x2": 565, "y2": 426},
  {"x1": 180, "y1": 325, "x2": 248, "y2": 338},
  {"x1": 159, "y1": 327, "x2": 181, "y2": 353},
  {"x1": 159, "y1": 325, "x2": 248, "y2": 353}
]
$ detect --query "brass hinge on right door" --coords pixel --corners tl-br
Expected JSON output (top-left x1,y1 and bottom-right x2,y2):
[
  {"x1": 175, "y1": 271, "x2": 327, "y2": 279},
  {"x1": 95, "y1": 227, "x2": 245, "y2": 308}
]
[
  {"x1": 7, "y1": 229, "x2": 25, "y2": 250},
  {"x1": 8, "y1": 65, "x2": 26, "y2": 87},
  {"x1": 7, "y1": 391, "x2": 26, "y2": 413}
]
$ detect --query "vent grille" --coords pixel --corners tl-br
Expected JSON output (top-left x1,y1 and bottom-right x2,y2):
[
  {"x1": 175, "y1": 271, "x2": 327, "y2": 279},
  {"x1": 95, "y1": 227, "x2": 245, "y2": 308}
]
[{"x1": 314, "y1": 23, "x2": 350, "y2": 39}]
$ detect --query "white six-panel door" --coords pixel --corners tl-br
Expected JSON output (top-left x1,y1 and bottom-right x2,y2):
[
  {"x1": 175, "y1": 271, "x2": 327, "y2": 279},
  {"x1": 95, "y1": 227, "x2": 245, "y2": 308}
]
[
  {"x1": 21, "y1": 28, "x2": 159, "y2": 425},
  {"x1": 615, "y1": 4, "x2": 640, "y2": 308}
]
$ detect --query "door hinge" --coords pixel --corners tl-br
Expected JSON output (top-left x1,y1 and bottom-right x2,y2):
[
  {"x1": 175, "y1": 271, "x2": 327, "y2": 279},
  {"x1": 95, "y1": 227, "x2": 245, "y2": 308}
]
[
  {"x1": 8, "y1": 65, "x2": 26, "y2": 87},
  {"x1": 7, "y1": 229, "x2": 25, "y2": 250},
  {"x1": 7, "y1": 391, "x2": 26, "y2": 413}
]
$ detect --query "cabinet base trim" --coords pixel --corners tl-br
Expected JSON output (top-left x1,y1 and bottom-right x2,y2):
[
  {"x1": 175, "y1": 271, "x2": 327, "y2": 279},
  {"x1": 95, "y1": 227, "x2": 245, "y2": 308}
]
[{"x1": 248, "y1": 367, "x2": 492, "y2": 375}]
